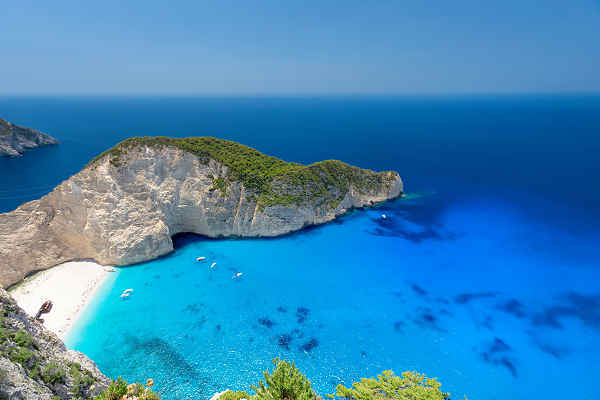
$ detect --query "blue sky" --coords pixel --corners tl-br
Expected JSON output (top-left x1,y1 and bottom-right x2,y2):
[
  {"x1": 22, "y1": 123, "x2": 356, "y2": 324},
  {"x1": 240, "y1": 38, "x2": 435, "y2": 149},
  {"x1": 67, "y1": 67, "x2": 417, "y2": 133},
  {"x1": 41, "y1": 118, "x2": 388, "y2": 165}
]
[{"x1": 2, "y1": 0, "x2": 599, "y2": 94}]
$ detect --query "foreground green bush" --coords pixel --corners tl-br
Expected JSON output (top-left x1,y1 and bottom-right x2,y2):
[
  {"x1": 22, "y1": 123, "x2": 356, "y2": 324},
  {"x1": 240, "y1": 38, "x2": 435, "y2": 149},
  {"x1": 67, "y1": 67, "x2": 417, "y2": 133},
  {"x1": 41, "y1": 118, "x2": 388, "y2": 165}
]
[
  {"x1": 219, "y1": 390, "x2": 251, "y2": 400},
  {"x1": 91, "y1": 361, "x2": 455, "y2": 400},
  {"x1": 94, "y1": 377, "x2": 159, "y2": 400},
  {"x1": 252, "y1": 358, "x2": 317, "y2": 400},
  {"x1": 331, "y1": 370, "x2": 450, "y2": 400},
  {"x1": 94, "y1": 377, "x2": 128, "y2": 400}
]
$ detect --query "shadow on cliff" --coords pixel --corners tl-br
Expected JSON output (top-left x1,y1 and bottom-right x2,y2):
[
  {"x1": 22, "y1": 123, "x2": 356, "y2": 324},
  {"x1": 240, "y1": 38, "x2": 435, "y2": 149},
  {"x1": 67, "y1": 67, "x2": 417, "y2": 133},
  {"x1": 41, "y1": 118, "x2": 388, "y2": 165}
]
[
  {"x1": 169, "y1": 193, "x2": 455, "y2": 251},
  {"x1": 169, "y1": 210, "x2": 361, "y2": 249}
]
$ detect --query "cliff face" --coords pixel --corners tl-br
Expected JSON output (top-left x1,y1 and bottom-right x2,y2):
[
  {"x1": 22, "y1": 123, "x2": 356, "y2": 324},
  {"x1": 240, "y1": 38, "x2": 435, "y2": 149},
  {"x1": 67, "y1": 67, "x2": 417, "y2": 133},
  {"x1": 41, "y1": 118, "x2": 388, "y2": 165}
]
[
  {"x1": 0, "y1": 137, "x2": 402, "y2": 288},
  {"x1": 0, "y1": 288, "x2": 109, "y2": 399},
  {"x1": 0, "y1": 118, "x2": 58, "y2": 157}
]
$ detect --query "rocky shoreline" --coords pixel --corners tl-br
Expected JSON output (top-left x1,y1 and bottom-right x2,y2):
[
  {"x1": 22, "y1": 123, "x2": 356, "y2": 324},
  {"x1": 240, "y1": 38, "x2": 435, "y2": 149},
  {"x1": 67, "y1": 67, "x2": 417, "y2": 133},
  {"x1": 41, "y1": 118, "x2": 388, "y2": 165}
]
[{"x1": 0, "y1": 117, "x2": 58, "y2": 157}]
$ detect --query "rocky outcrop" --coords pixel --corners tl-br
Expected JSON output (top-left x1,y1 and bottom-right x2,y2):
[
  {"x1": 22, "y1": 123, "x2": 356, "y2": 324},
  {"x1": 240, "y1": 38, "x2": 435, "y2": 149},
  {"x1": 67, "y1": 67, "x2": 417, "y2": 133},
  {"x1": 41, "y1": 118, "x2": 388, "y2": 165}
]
[
  {"x1": 0, "y1": 288, "x2": 109, "y2": 399},
  {"x1": 0, "y1": 137, "x2": 402, "y2": 288},
  {"x1": 0, "y1": 118, "x2": 58, "y2": 157}
]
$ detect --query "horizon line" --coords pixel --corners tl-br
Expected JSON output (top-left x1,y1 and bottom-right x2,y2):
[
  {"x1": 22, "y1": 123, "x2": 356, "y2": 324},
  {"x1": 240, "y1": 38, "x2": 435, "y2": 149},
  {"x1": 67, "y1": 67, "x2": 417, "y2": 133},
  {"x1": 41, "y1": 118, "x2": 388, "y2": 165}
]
[{"x1": 1, "y1": 91, "x2": 600, "y2": 98}]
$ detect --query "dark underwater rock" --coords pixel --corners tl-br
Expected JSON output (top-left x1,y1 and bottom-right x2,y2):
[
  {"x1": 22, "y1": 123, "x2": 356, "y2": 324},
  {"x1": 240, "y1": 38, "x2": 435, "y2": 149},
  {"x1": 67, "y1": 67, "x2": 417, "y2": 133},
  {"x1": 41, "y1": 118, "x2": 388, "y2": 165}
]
[
  {"x1": 454, "y1": 292, "x2": 499, "y2": 304},
  {"x1": 258, "y1": 317, "x2": 276, "y2": 328},
  {"x1": 300, "y1": 338, "x2": 319, "y2": 352},
  {"x1": 278, "y1": 334, "x2": 292, "y2": 350},
  {"x1": 532, "y1": 292, "x2": 600, "y2": 330},
  {"x1": 296, "y1": 307, "x2": 310, "y2": 323},
  {"x1": 497, "y1": 299, "x2": 527, "y2": 318}
]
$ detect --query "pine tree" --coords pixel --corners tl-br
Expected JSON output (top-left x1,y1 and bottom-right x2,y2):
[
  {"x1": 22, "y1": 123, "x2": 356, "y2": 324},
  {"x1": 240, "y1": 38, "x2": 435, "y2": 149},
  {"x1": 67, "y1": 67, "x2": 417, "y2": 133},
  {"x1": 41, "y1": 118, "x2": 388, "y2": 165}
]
[{"x1": 252, "y1": 358, "x2": 317, "y2": 400}]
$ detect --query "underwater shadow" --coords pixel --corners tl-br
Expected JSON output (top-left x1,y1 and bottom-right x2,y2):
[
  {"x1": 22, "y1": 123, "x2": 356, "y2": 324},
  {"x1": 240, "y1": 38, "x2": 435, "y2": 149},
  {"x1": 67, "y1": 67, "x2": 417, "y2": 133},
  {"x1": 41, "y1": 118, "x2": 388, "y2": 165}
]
[
  {"x1": 479, "y1": 337, "x2": 518, "y2": 378},
  {"x1": 366, "y1": 193, "x2": 457, "y2": 243},
  {"x1": 124, "y1": 335, "x2": 204, "y2": 382},
  {"x1": 531, "y1": 292, "x2": 600, "y2": 330}
]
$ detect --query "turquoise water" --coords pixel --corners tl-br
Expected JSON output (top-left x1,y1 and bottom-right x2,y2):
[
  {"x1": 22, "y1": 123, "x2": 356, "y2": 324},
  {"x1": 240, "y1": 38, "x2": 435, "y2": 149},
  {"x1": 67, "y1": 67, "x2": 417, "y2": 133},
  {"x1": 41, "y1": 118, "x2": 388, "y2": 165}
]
[
  {"x1": 64, "y1": 196, "x2": 600, "y2": 399},
  {"x1": 1, "y1": 96, "x2": 599, "y2": 399}
]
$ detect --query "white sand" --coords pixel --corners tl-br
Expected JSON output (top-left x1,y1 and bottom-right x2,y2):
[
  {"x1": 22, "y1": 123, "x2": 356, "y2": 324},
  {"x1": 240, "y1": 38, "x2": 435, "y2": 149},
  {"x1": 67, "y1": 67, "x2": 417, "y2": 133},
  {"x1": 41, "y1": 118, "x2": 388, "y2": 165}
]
[{"x1": 9, "y1": 261, "x2": 115, "y2": 340}]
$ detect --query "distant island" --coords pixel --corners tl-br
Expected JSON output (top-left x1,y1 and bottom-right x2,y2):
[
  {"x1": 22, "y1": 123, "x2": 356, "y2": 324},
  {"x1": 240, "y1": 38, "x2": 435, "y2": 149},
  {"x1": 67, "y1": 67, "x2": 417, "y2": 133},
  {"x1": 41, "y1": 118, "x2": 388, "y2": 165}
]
[
  {"x1": 0, "y1": 117, "x2": 58, "y2": 157},
  {"x1": 0, "y1": 136, "x2": 402, "y2": 288}
]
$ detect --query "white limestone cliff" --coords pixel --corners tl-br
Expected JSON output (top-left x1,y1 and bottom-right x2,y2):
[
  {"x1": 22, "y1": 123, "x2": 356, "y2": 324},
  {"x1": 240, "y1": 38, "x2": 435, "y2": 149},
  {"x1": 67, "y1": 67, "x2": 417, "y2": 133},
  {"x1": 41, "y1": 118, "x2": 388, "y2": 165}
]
[{"x1": 0, "y1": 138, "x2": 402, "y2": 288}]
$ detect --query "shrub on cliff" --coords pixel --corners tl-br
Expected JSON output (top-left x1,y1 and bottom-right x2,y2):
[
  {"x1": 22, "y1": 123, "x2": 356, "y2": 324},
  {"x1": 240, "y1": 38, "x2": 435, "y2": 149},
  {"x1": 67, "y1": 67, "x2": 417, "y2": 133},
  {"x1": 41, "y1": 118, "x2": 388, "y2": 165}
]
[
  {"x1": 41, "y1": 361, "x2": 67, "y2": 385},
  {"x1": 94, "y1": 377, "x2": 128, "y2": 400},
  {"x1": 69, "y1": 361, "x2": 97, "y2": 397},
  {"x1": 94, "y1": 377, "x2": 159, "y2": 400},
  {"x1": 219, "y1": 390, "x2": 251, "y2": 400},
  {"x1": 330, "y1": 370, "x2": 450, "y2": 400},
  {"x1": 13, "y1": 329, "x2": 35, "y2": 348},
  {"x1": 252, "y1": 358, "x2": 317, "y2": 400}
]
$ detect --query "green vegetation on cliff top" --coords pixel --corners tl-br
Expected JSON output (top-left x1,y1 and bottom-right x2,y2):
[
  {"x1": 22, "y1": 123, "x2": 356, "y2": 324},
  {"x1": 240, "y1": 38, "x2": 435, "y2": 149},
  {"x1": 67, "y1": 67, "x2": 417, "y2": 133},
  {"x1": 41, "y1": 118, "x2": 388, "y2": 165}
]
[{"x1": 88, "y1": 136, "x2": 400, "y2": 209}]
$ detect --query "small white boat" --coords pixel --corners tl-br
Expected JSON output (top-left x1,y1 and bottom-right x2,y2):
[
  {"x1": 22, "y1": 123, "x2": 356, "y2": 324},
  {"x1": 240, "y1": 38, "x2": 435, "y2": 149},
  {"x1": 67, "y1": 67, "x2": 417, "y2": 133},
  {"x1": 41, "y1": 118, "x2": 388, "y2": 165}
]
[
  {"x1": 196, "y1": 257, "x2": 206, "y2": 262},
  {"x1": 210, "y1": 262, "x2": 217, "y2": 269},
  {"x1": 232, "y1": 272, "x2": 243, "y2": 279},
  {"x1": 120, "y1": 293, "x2": 130, "y2": 298},
  {"x1": 381, "y1": 214, "x2": 387, "y2": 219},
  {"x1": 123, "y1": 288, "x2": 133, "y2": 293}
]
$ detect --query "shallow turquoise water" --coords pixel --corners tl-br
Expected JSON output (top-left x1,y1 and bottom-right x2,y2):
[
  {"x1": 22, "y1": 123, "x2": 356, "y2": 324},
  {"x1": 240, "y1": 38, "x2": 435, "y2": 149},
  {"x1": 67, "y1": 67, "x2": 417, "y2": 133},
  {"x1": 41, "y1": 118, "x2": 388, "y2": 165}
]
[
  {"x1": 1, "y1": 96, "x2": 599, "y2": 399},
  {"x1": 66, "y1": 195, "x2": 600, "y2": 399}
]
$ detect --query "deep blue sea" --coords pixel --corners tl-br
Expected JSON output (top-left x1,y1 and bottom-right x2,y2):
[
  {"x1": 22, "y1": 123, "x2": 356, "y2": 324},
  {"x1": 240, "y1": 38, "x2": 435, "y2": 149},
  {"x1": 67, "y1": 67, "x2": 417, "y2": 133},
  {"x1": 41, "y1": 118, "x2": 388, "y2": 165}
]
[{"x1": 1, "y1": 96, "x2": 599, "y2": 399}]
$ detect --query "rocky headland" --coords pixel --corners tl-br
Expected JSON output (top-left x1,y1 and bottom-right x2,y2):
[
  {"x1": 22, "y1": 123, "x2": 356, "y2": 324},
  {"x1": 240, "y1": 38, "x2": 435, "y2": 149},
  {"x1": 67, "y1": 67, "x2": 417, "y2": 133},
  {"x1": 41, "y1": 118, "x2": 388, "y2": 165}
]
[
  {"x1": 0, "y1": 136, "x2": 403, "y2": 288},
  {"x1": 0, "y1": 118, "x2": 58, "y2": 157},
  {"x1": 0, "y1": 287, "x2": 109, "y2": 399}
]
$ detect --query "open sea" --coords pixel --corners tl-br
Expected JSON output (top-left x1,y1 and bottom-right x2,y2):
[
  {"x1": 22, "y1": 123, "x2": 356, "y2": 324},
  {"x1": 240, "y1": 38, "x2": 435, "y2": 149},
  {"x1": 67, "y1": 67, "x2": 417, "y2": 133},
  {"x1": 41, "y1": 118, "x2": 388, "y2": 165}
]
[{"x1": 1, "y1": 95, "x2": 599, "y2": 399}]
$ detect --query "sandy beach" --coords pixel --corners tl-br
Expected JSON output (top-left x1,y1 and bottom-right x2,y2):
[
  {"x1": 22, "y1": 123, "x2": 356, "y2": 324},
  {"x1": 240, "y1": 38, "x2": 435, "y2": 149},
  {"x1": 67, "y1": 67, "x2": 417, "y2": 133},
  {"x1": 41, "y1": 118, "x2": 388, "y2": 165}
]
[{"x1": 9, "y1": 261, "x2": 115, "y2": 340}]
